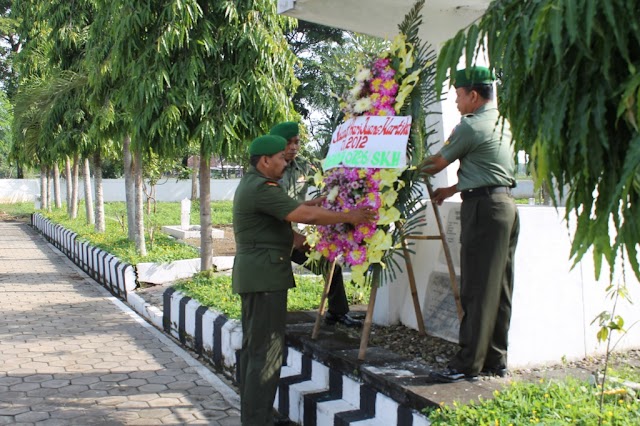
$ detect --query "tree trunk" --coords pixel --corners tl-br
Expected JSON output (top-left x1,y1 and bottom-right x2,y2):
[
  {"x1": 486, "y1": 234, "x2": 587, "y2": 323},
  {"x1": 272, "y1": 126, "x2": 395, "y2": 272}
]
[
  {"x1": 123, "y1": 135, "x2": 136, "y2": 241},
  {"x1": 200, "y1": 155, "x2": 213, "y2": 271},
  {"x1": 70, "y1": 153, "x2": 79, "y2": 219},
  {"x1": 190, "y1": 161, "x2": 198, "y2": 201},
  {"x1": 220, "y1": 155, "x2": 227, "y2": 179},
  {"x1": 134, "y1": 147, "x2": 147, "y2": 256},
  {"x1": 94, "y1": 151, "x2": 105, "y2": 232},
  {"x1": 65, "y1": 156, "x2": 72, "y2": 214},
  {"x1": 39, "y1": 166, "x2": 46, "y2": 211},
  {"x1": 83, "y1": 157, "x2": 94, "y2": 225},
  {"x1": 46, "y1": 167, "x2": 52, "y2": 212},
  {"x1": 53, "y1": 163, "x2": 62, "y2": 208}
]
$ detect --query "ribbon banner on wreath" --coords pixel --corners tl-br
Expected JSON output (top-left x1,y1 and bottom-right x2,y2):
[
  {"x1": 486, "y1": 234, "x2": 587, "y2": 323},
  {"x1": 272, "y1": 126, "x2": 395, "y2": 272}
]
[{"x1": 323, "y1": 116, "x2": 412, "y2": 170}]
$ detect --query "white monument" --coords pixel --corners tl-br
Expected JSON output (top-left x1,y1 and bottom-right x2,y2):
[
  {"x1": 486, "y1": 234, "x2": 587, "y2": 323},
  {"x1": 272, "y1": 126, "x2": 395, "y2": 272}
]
[{"x1": 161, "y1": 198, "x2": 224, "y2": 240}]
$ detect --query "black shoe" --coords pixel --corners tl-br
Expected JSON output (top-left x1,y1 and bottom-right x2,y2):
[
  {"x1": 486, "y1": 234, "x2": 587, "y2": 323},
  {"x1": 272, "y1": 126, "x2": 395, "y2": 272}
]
[
  {"x1": 325, "y1": 312, "x2": 363, "y2": 328},
  {"x1": 481, "y1": 365, "x2": 509, "y2": 378},
  {"x1": 430, "y1": 368, "x2": 479, "y2": 383}
]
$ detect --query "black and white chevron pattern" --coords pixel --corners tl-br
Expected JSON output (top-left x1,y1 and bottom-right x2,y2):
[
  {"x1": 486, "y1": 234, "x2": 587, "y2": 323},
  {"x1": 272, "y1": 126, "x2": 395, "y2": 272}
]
[{"x1": 162, "y1": 290, "x2": 431, "y2": 426}]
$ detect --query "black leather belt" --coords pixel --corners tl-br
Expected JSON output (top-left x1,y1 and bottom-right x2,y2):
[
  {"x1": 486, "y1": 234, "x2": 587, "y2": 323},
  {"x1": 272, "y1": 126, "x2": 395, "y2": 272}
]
[
  {"x1": 236, "y1": 242, "x2": 291, "y2": 251},
  {"x1": 461, "y1": 186, "x2": 512, "y2": 200}
]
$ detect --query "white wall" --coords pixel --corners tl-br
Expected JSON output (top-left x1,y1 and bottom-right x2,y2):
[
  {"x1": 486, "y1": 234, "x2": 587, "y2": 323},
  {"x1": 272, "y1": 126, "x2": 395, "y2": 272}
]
[
  {"x1": 373, "y1": 202, "x2": 640, "y2": 368},
  {"x1": 0, "y1": 179, "x2": 40, "y2": 203},
  {"x1": 0, "y1": 178, "x2": 240, "y2": 203}
]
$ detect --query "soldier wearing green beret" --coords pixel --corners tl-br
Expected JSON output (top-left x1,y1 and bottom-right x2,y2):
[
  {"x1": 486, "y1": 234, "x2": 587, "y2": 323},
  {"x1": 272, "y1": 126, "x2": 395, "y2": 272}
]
[
  {"x1": 270, "y1": 121, "x2": 362, "y2": 328},
  {"x1": 233, "y1": 134, "x2": 375, "y2": 425},
  {"x1": 420, "y1": 66, "x2": 520, "y2": 383}
]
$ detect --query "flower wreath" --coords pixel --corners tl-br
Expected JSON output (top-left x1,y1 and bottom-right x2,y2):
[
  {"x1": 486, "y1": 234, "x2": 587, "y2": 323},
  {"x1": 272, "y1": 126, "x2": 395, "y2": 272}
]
[{"x1": 306, "y1": 32, "x2": 432, "y2": 287}]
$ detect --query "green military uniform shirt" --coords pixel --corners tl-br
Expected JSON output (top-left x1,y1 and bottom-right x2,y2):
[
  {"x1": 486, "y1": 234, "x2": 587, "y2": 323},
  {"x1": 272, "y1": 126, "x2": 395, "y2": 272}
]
[
  {"x1": 439, "y1": 102, "x2": 516, "y2": 191},
  {"x1": 232, "y1": 166, "x2": 301, "y2": 294}
]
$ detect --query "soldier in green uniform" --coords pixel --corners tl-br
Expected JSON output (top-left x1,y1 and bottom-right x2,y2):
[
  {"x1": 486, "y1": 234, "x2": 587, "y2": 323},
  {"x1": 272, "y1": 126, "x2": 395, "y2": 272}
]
[
  {"x1": 420, "y1": 66, "x2": 520, "y2": 383},
  {"x1": 269, "y1": 121, "x2": 362, "y2": 328},
  {"x1": 233, "y1": 135, "x2": 375, "y2": 425}
]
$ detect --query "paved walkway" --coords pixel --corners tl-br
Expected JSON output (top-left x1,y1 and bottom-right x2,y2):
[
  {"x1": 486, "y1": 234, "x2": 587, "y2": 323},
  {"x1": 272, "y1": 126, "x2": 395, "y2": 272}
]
[{"x1": 0, "y1": 220, "x2": 241, "y2": 425}]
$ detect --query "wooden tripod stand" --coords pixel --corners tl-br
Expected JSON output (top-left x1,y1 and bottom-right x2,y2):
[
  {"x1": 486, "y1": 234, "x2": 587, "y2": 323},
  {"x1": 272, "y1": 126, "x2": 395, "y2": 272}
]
[{"x1": 311, "y1": 179, "x2": 463, "y2": 360}]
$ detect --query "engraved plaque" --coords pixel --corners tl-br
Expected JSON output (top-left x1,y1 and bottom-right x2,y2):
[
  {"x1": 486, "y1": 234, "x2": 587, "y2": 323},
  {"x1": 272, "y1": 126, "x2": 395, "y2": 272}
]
[
  {"x1": 423, "y1": 271, "x2": 460, "y2": 343},
  {"x1": 438, "y1": 206, "x2": 461, "y2": 267}
]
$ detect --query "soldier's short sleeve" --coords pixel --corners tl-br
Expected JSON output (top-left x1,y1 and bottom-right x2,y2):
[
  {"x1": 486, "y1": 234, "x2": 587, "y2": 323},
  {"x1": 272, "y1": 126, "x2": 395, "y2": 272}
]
[
  {"x1": 439, "y1": 120, "x2": 474, "y2": 163},
  {"x1": 255, "y1": 180, "x2": 301, "y2": 220}
]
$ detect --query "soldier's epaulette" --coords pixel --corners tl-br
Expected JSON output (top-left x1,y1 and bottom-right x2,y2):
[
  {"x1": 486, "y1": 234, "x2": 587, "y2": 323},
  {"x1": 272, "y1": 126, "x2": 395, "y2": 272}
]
[{"x1": 265, "y1": 181, "x2": 280, "y2": 187}]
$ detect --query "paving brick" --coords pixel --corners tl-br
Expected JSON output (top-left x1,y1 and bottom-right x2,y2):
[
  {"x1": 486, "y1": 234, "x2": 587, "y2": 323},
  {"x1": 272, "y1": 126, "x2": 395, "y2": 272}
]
[
  {"x1": 137, "y1": 407, "x2": 173, "y2": 419},
  {"x1": 146, "y1": 397, "x2": 184, "y2": 407},
  {"x1": 10, "y1": 382, "x2": 41, "y2": 392},
  {"x1": 115, "y1": 400, "x2": 150, "y2": 409},
  {"x1": 0, "y1": 406, "x2": 30, "y2": 416},
  {"x1": 14, "y1": 410, "x2": 49, "y2": 422},
  {"x1": 41, "y1": 379, "x2": 70, "y2": 389},
  {"x1": 0, "y1": 377, "x2": 22, "y2": 386}
]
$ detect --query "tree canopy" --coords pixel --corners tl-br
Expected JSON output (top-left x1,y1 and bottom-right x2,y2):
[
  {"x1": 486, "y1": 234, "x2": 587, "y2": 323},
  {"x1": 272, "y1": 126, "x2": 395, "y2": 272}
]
[{"x1": 436, "y1": 0, "x2": 640, "y2": 280}]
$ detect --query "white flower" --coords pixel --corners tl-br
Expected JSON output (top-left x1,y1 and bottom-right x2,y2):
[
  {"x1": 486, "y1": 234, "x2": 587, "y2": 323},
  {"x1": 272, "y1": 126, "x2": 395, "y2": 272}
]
[
  {"x1": 355, "y1": 67, "x2": 372, "y2": 83},
  {"x1": 327, "y1": 186, "x2": 340, "y2": 202},
  {"x1": 354, "y1": 97, "x2": 372, "y2": 113},
  {"x1": 349, "y1": 83, "x2": 364, "y2": 99}
]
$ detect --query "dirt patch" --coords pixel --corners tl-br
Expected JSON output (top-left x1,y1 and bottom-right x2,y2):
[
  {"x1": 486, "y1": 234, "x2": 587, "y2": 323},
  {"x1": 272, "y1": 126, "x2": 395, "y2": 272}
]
[
  {"x1": 182, "y1": 224, "x2": 236, "y2": 256},
  {"x1": 0, "y1": 211, "x2": 31, "y2": 223}
]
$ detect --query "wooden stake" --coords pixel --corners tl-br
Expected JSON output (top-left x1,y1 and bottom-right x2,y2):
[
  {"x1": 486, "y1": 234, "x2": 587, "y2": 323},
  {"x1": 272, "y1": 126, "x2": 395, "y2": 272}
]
[
  {"x1": 425, "y1": 180, "x2": 463, "y2": 321},
  {"x1": 397, "y1": 221, "x2": 426, "y2": 336},
  {"x1": 311, "y1": 260, "x2": 337, "y2": 339},
  {"x1": 404, "y1": 235, "x2": 442, "y2": 240},
  {"x1": 358, "y1": 270, "x2": 379, "y2": 360}
]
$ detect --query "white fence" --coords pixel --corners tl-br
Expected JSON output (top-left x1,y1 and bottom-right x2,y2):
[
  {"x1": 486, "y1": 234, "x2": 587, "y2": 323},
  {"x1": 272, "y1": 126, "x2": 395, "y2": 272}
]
[{"x1": 0, "y1": 178, "x2": 241, "y2": 203}]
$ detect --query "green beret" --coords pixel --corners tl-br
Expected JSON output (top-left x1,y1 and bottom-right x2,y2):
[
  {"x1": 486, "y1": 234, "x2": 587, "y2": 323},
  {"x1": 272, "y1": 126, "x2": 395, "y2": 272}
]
[
  {"x1": 269, "y1": 121, "x2": 299, "y2": 140},
  {"x1": 453, "y1": 66, "x2": 495, "y2": 88},
  {"x1": 249, "y1": 135, "x2": 287, "y2": 156}
]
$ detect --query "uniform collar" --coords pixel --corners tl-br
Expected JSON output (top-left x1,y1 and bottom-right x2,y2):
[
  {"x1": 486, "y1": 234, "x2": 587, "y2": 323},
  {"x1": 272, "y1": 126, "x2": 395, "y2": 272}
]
[{"x1": 473, "y1": 101, "x2": 498, "y2": 115}]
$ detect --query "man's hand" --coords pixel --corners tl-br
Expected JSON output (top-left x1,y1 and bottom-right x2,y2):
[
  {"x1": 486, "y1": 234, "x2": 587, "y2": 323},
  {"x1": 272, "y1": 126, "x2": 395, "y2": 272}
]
[
  {"x1": 303, "y1": 196, "x2": 326, "y2": 207},
  {"x1": 346, "y1": 206, "x2": 376, "y2": 224},
  {"x1": 431, "y1": 185, "x2": 457, "y2": 205}
]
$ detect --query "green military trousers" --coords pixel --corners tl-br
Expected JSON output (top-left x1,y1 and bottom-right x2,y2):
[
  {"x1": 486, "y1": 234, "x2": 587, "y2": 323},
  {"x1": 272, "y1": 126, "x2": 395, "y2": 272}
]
[
  {"x1": 238, "y1": 290, "x2": 287, "y2": 426},
  {"x1": 450, "y1": 193, "x2": 520, "y2": 375}
]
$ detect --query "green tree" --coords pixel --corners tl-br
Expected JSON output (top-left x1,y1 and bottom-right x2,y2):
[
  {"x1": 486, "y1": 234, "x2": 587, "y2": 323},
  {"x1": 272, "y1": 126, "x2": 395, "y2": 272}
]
[
  {"x1": 0, "y1": 0, "x2": 23, "y2": 99},
  {"x1": 11, "y1": 0, "x2": 96, "y2": 216},
  {"x1": 101, "y1": 0, "x2": 299, "y2": 269},
  {"x1": 436, "y1": 0, "x2": 640, "y2": 281}
]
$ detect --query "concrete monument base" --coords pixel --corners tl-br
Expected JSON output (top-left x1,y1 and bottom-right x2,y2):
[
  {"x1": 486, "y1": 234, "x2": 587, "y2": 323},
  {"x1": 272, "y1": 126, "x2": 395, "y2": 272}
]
[{"x1": 161, "y1": 225, "x2": 224, "y2": 240}]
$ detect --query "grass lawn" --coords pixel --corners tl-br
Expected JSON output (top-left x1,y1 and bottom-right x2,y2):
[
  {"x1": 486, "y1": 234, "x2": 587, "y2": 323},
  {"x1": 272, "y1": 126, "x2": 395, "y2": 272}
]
[{"x1": 173, "y1": 272, "x2": 369, "y2": 320}]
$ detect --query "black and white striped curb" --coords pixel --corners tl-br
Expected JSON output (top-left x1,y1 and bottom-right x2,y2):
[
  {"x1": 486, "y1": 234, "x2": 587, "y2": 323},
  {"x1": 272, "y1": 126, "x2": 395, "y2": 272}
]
[
  {"x1": 162, "y1": 287, "x2": 241, "y2": 375},
  {"x1": 32, "y1": 214, "x2": 136, "y2": 300},
  {"x1": 163, "y1": 289, "x2": 431, "y2": 426}
]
